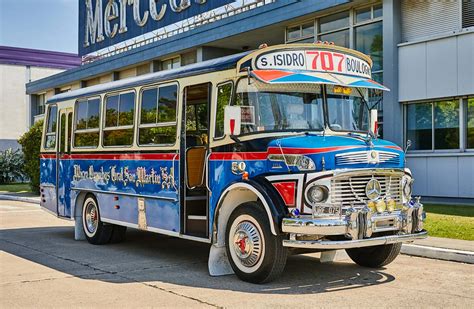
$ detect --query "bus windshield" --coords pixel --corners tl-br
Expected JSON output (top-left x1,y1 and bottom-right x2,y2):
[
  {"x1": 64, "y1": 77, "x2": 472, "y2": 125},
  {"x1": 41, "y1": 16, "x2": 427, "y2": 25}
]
[
  {"x1": 235, "y1": 80, "x2": 324, "y2": 134},
  {"x1": 235, "y1": 79, "x2": 370, "y2": 135}
]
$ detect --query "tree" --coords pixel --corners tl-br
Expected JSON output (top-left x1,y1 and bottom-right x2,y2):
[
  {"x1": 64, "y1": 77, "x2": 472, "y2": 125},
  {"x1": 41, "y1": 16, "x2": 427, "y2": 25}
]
[{"x1": 18, "y1": 120, "x2": 43, "y2": 194}]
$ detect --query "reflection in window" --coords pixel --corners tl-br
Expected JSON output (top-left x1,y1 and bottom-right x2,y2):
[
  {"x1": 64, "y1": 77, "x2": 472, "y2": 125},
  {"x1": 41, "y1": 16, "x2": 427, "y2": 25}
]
[
  {"x1": 44, "y1": 105, "x2": 57, "y2": 149},
  {"x1": 103, "y1": 92, "x2": 135, "y2": 146},
  {"x1": 74, "y1": 98, "x2": 100, "y2": 148},
  {"x1": 138, "y1": 84, "x2": 178, "y2": 145},
  {"x1": 215, "y1": 83, "x2": 232, "y2": 138},
  {"x1": 355, "y1": 21, "x2": 383, "y2": 71},
  {"x1": 319, "y1": 11, "x2": 349, "y2": 33},
  {"x1": 326, "y1": 86, "x2": 369, "y2": 132},
  {"x1": 434, "y1": 101, "x2": 459, "y2": 149},
  {"x1": 406, "y1": 103, "x2": 432, "y2": 150},
  {"x1": 468, "y1": 98, "x2": 474, "y2": 149},
  {"x1": 319, "y1": 29, "x2": 350, "y2": 47},
  {"x1": 356, "y1": 6, "x2": 371, "y2": 23}
]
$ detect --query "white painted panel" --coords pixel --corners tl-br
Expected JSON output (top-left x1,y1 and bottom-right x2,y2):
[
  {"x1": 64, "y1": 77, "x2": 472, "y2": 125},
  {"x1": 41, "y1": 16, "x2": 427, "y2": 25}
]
[
  {"x1": 426, "y1": 157, "x2": 459, "y2": 197},
  {"x1": 457, "y1": 33, "x2": 474, "y2": 96},
  {"x1": 426, "y1": 37, "x2": 458, "y2": 99},
  {"x1": 406, "y1": 157, "x2": 428, "y2": 196},
  {"x1": 399, "y1": 43, "x2": 427, "y2": 102},
  {"x1": 458, "y1": 156, "x2": 474, "y2": 198}
]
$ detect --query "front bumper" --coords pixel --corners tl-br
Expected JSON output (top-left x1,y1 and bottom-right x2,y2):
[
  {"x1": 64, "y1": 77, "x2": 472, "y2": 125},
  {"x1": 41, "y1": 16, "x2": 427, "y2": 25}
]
[{"x1": 282, "y1": 203, "x2": 426, "y2": 249}]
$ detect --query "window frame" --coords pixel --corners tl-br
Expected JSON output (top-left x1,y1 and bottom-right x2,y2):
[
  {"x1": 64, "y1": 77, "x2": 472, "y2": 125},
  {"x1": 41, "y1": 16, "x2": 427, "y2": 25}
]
[
  {"x1": 464, "y1": 97, "x2": 474, "y2": 151},
  {"x1": 213, "y1": 80, "x2": 234, "y2": 140},
  {"x1": 102, "y1": 89, "x2": 137, "y2": 148},
  {"x1": 404, "y1": 98, "x2": 465, "y2": 153},
  {"x1": 72, "y1": 96, "x2": 102, "y2": 149},
  {"x1": 43, "y1": 104, "x2": 58, "y2": 151},
  {"x1": 137, "y1": 82, "x2": 179, "y2": 147}
]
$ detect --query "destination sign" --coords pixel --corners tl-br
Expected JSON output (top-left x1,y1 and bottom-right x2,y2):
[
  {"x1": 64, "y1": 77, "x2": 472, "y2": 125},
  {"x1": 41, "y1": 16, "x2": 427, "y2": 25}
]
[
  {"x1": 79, "y1": 0, "x2": 233, "y2": 56},
  {"x1": 255, "y1": 49, "x2": 372, "y2": 79}
]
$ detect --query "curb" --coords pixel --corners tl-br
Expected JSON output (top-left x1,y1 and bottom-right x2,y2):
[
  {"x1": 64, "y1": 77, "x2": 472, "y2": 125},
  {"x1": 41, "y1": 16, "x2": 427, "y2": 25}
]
[
  {"x1": 0, "y1": 194, "x2": 40, "y2": 205},
  {"x1": 401, "y1": 244, "x2": 474, "y2": 264}
]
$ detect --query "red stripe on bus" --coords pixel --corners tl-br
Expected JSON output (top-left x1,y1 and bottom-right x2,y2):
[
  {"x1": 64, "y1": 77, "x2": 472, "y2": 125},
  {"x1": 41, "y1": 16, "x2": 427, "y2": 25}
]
[
  {"x1": 40, "y1": 154, "x2": 57, "y2": 159},
  {"x1": 210, "y1": 152, "x2": 268, "y2": 160},
  {"x1": 42, "y1": 153, "x2": 178, "y2": 160},
  {"x1": 385, "y1": 145, "x2": 402, "y2": 151},
  {"x1": 267, "y1": 146, "x2": 359, "y2": 155}
]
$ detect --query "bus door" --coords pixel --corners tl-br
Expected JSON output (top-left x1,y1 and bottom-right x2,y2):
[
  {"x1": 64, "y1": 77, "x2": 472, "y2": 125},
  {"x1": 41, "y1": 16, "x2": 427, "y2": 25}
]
[
  {"x1": 56, "y1": 108, "x2": 73, "y2": 217},
  {"x1": 182, "y1": 83, "x2": 211, "y2": 238}
]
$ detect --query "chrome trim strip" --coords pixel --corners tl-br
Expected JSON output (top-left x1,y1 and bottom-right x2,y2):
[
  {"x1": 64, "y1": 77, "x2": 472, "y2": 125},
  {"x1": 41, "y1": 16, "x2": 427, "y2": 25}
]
[
  {"x1": 40, "y1": 184, "x2": 56, "y2": 188},
  {"x1": 70, "y1": 187, "x2": 178, "y2": 202},
  {"x1": 283, "y1": 231, "x2": 428, "y2": 249}
]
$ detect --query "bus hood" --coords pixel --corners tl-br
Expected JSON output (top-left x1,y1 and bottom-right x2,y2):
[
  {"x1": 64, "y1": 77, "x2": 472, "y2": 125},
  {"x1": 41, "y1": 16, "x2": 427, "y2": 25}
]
[{"x1": 266, "y1": 134, "x2": 404, "y2": 172}]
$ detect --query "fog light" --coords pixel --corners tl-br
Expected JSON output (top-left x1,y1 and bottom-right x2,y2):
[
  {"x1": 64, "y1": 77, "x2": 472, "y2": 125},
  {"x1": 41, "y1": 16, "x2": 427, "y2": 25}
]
[
  {"x1": 368, "y1": 201, "x2": 376, "y2": 212},
  {"x1": 307, "y1": 185, "x2": 328, "y2": 204},
  {"x1": 387, "y1": 199, "x2": 396, "y2": 212},
  {"x1": 376, "y1": 200, "x2": 386, "y2": 213}
]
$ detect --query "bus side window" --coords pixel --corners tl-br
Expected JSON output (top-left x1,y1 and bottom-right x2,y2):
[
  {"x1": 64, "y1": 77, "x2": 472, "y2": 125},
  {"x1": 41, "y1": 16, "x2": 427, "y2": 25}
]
[
  {"x1": 138, "y1": 84, "x2": 178, "y2": 146},
  {"x1": 214, "y1": 82, "x2": 233, "y2": 139},
  {"x1": 44, "y1": 105, "x2": 58, "y2": 150},
  {"x1": 103, "y1": 92, "x2": 135, "y2": 147},
  {"x1": 73, "y1": 98, "x2": 100, "y2": 148}
]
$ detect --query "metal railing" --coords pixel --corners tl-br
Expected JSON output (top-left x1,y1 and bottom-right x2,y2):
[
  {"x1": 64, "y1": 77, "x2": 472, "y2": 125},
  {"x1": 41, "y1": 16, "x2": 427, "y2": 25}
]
[{"x1": 82, "y1": 0, "x2": 276, "y2": 64}]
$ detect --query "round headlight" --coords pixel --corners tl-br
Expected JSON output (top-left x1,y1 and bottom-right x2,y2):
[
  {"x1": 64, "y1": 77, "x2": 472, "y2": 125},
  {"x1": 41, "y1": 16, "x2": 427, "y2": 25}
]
[{"x1": 307, "y1": 185, "x2": 328, "y2": 204}]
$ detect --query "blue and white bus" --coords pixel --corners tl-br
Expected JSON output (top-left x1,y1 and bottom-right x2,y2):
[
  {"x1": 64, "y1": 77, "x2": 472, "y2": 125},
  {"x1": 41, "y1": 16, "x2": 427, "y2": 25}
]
[{"x1": 40, "y1": 43, "x2": 427, "y2": 283}]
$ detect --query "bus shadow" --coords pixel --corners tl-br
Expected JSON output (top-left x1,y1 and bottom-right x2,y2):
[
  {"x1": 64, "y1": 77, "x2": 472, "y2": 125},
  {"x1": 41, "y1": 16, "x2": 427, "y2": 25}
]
[{"x1": 0, "y1": 226, "x2": 395, "y2": 294}]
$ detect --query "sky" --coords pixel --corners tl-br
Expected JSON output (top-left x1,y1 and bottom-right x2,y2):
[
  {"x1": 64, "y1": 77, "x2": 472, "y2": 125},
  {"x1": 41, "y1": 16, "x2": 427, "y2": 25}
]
[{"x1": 0, "y1": 0, "x2": 78, "y2": 54}]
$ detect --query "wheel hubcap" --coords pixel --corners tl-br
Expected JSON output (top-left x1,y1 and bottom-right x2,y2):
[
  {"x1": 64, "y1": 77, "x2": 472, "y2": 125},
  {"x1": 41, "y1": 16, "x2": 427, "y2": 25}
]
[
  {"x1": 232, "y1": 221, "x2": 262, "y2": 267},
  {"x1": 85, "y1": 202, "x2": 98, "y2": 234}
]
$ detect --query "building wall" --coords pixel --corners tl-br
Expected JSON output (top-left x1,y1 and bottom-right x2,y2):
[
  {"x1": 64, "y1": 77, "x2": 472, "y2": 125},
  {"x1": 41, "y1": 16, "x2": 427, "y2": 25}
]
[{"x1": 0, "y1": 64, "x2": 63, "y2": 151}]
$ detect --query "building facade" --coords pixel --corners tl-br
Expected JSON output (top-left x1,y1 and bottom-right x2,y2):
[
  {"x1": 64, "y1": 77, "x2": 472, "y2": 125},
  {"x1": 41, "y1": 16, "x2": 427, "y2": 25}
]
[
  {"x1": 0, "y1": 46, "x2": 80, "y2": 150},
  {"x1": 25, "y1": 0, "x2": 474, "y2": 201}
]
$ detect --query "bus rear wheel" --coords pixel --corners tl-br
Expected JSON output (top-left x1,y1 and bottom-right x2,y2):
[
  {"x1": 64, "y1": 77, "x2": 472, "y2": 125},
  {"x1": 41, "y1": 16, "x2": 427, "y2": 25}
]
[
  {"x1": 225, "y1": 202, "x2": 288, "y2": 283},
  {"x1": 346, "y1": 243, "x2": 402, "y2": 268},
  {"x1": 82, "y1": 195, "x2": 113, "y2": 245}
]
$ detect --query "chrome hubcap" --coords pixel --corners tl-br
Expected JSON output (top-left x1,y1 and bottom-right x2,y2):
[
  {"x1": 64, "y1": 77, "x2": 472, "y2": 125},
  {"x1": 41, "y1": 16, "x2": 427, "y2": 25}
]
[
  {"x1": 85, "y1": 202, "x2": 98, "y2": 234},
  {"x1": 232, "y1": 221, "x2": 262, "y2": 267}
]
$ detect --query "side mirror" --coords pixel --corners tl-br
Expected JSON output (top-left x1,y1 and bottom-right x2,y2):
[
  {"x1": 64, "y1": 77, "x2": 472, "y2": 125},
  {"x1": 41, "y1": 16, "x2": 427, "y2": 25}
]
[
  {"x1": 224, "y1": 106, "x2": 241, "y2": 136},
  {"x1": 405, "y1": 139, "x2": 412, "y2": 153},
  {"x1": 370, "y1": 109, "x2": 378, "y2": 136}
]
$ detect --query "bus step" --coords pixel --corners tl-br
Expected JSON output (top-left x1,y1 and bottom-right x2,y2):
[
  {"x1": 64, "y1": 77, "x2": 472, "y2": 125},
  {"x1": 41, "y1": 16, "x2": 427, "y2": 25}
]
[
  {"x1": 187, "y1": 215, "x2": 207, "y2": 220},
  {"x1": 185, "y1": 196, "x2": 207, "y2": 201}
]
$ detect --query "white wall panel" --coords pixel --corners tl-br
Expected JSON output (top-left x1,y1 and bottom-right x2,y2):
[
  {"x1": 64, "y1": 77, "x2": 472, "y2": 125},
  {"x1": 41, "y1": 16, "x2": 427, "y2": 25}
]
[
  {"x1": 426, "y1": 37, "x2": 458, "y2": 99},
  {"x1": 406, "y1": 157, "x2": 428, "y2": 196},
  {"x1": 457, "y1": 33, "x2": 474, "y2": 96},
  {"x1": 426, "y1": 157, "x2": 459, "y2": 197},
  {"x1": 399, "y1": 43, "x2": 427, "y2": 101},
  {"x1": 458, "y1": 156, "x2": 474, "y2": 198}
]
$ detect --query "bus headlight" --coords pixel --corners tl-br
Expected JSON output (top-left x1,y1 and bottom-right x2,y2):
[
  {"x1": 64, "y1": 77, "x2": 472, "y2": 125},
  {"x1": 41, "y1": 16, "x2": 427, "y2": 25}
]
[
  {"x1": 268, "y1": 154, "x2": 315, "y2": 171},
  {"x1": 307, "y1": 185, "x2": 328, "y2": 204},
  {"x1": 297, "y1": 155, "x2": 315, "y2": 171}
]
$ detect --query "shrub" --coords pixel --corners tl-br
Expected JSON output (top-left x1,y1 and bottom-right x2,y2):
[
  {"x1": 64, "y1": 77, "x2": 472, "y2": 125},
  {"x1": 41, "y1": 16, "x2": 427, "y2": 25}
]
[
  {"x1": 18, "y1": 120, "x2": 43, "y2": 194},
  {"x1": 0, "y1": 148, "x2": 25, "y2": 184}
]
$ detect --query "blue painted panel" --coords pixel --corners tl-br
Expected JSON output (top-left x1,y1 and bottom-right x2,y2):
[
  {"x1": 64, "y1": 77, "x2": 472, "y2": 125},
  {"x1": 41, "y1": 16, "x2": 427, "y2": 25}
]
[
  {"x1": 40, "y1": 157, "x2": 57, "y2": 214},
  {"x1": 79, "y1": 0, "x2": 234, "y2": 55}
]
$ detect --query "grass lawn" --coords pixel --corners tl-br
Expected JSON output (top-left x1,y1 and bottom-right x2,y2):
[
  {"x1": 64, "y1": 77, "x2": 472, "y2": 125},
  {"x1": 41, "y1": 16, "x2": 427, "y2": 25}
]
[
  {"x1": 423, "y1": 204, "x2": 474, "y2": 241},
  {"x1": 0, "y1": 183, "x2": 32, "y2": 193}
]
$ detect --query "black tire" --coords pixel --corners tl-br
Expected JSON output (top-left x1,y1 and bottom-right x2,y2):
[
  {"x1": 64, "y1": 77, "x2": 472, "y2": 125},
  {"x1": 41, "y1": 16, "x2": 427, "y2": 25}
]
[
  {"x1": 225, "y1": 202, "x2": 288, "y2": 283},
  {"x1": 82, "y1": 195, "x2": 113, "y2": 245},
  {"x1": 110, "y1": 225, "x2": 127, "y2": 243},
  {"x1": 346, "y1": 243, "x2": 402, "y2": 268}
]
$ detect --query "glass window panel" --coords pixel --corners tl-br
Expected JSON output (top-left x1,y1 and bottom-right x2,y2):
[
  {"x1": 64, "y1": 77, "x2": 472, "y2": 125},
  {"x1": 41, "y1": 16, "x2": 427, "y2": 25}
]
[
  {"x1": 103, "y1": 129, "x2": 134, "y2": 146},
  {"x1": 467, "y1": 98, "x2": 474, "y2": 148},
  {"x1": 434, "y1": 100, "x2": 459, "y2": 149},
  {"x1": 158, "y1": 85, "x2": 177, "y2": 123},
  {"x1": 355, "y1": 21, "x2": 383, "y2": 71},
  {"x1": 319, "y1": 11, "x2": 349, "y2": 33},
  {"x1": 356, "y1": 7, "x2": 371, "y2": 23},
  {"x1": 373, "y1": 4, "x2": 383, "y2": 18},
  {"x1": 87, "y1": 98, "x2": 100, "y2": 128},
  {"x1": 186, "y1": 105, "x2": 197, "y2": 131},
  {"x1": 287, "y1": 25, "x2": 300, "y2": 40},
  {"x1": 76, "y1": 101, "x2": 87, "y2": 130},
  {"x1": 45, "y1": 135, "x2": 56, "y2": 149},
  {"x1": 319, "y1": 29, "x2": 350, "y2": 47},
  {"x1": 141, "y1": 88, "x2": 158, "y2": 124},
  {"x1": 302, "y1": 22, "x2": 314, "y2": 37},
  {"x1": 60, "y1": 114, "x2": 66, "y2": 153},
  {"x1": 196, "y1": 104, "x2": 208, "y2": 131},
  {"x1": 105, "y1": 95, "x2": 119, "y2": 127},
  {"x1": 46, "y1": 106, "x2": 57, "y2": 133},
  {"x1": 118, "y1": 92, "x2": 135, "y2": 126},
  {"x1": 215, "y1": 83, "x2": 232, "y2": 138},
  {"x1": 139, "y1": 126, "x2": 176, "y2": 145},
  {"x1": 406, "y1": 103, "x2": 432, "y2": 150},
  {"x1": 74, "y1": 132, "x2": 99, "y2": 147}
]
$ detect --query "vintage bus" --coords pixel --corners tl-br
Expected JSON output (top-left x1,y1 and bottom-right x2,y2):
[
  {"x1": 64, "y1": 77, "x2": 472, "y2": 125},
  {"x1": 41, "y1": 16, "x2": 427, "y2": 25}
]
[{"x1": 40, "y1": 43, "x2": 427, "y2": 283}]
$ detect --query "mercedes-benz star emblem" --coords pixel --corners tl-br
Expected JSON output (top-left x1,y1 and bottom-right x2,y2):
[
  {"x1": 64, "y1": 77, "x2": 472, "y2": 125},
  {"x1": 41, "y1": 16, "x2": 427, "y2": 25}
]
[{"x1": 365, "y1": 178, "x2": 382, "y2": 201}]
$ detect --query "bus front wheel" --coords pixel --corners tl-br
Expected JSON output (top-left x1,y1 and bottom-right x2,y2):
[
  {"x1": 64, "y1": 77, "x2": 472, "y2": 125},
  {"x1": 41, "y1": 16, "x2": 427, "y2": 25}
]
[
  {"x1": 225, "y1": 202, "x2": 288, "y2": 283},
  {"x1": 82, "y1": 195, "x2": 113, "y2": 245}
]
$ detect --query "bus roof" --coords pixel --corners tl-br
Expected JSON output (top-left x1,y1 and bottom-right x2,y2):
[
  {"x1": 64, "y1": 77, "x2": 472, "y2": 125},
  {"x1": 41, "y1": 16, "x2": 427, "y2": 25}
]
[{"x1": 47, "y1": 50, "x2": 250, "y2": 104}]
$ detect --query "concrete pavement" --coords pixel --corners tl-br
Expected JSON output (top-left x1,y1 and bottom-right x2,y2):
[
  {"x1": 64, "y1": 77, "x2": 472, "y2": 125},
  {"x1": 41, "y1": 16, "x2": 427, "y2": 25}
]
[{"x1": 1, "y1": 199, "x2": 474, "y2": 308}]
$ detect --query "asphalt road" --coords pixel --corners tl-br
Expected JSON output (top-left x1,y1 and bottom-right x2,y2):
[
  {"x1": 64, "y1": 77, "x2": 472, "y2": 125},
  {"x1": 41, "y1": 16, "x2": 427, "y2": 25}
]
[{"x1": 1, "y1": 199, "x2": 473, "y2": 308}]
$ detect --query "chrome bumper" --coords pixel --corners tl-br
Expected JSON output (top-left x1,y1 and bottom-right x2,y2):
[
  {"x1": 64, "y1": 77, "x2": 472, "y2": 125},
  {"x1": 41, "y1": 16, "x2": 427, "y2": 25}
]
[{"x1": 283, "y1": 230, "x2": 428, "y2": 249}]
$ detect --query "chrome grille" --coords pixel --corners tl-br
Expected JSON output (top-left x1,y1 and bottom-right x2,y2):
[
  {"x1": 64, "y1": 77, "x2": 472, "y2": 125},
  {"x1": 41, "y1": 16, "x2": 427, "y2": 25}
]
[
  {"x1": 331, "y1": 173, "x2": 402, "y2": 208},
  {"x1": 335, "y1": 151, "x2": 400, "y2": 166}
]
